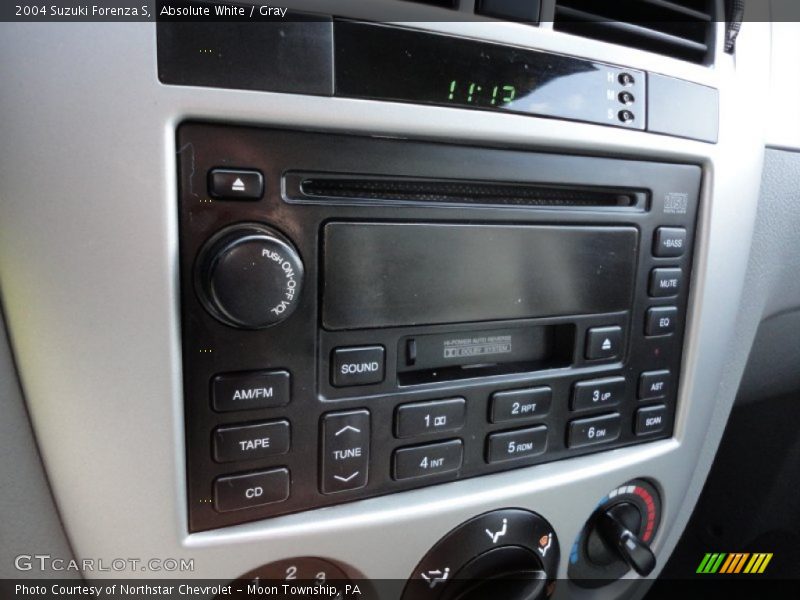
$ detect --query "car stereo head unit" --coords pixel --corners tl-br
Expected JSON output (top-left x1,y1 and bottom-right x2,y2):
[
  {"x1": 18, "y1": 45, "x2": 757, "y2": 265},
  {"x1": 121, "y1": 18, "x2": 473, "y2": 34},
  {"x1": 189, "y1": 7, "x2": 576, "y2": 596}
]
[{"x1": 177, "y1": 123, "x2": 700, "y2": 532}]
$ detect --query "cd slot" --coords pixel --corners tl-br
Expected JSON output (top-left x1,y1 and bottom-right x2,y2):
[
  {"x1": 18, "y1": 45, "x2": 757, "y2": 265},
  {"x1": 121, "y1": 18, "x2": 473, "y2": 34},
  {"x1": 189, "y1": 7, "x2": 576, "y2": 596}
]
[{"x1": 286, "y1": 173, "x2": 645, "y2": 209}]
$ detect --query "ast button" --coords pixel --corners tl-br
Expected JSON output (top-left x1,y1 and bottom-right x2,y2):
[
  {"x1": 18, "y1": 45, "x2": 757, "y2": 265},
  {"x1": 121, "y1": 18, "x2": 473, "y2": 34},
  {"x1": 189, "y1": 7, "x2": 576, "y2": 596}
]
[
  {"x1": 212, "y1": 370, "x2": 290, "y2": 412},
  {"x1": 320, "y1": 410, "x2": 370, "y2": 493},
  {"x1": 395, "y1": 398, "x2": 466, "y2": 438},
  {"x1": 653, "y1": 227, "x2": 687, "y2": 258},
  {"x1": 567, "y1": 413, "x2": 622, "y2": 448},
  {"x1": 635, "y1": 405, "x2": 668, "y2": 435},
  {"x1": 213, "y1": 420, "x2": 290, "y2": 463},
  {"x1": 486, "y1": 426, "x2": 548, "y2": 463},
  {"x1": 393, "y1": 440, "x2": 463, "y2": 480},
  {"x1": 649, "y1": 268, "x2": 683, "y2": 297},
  {"x1": 208, "y1": 168, "x2": 264, "y2": 200},
  {"x1": 490, "y1": 386, "x2": 552, "y2": 423},
  {"x1": 331, "y1": 346, "x2": 385, "y2": 387},
  {"x1": 572, "y1": 377, "x2": 626, "y2": 411},
  {"x1": 213, "y1": 468, "x2": 289, "y2": 512},
  {"x1": 585, "y1": 326, "x2": 623, "y2": 360},
  {"x1": 645, "y1": 307, "x2": 678, "y2": 336},
  {"x1": 639, "y1": 370, "x2": 671, "y2": 400}
]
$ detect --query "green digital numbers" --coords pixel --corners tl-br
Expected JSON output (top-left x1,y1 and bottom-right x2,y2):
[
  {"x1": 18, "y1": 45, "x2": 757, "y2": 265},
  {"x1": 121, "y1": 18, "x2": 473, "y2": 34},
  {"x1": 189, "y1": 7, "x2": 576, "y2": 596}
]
[{"x1": 449, "y1": 80, "x2": 516, "y2": 106}]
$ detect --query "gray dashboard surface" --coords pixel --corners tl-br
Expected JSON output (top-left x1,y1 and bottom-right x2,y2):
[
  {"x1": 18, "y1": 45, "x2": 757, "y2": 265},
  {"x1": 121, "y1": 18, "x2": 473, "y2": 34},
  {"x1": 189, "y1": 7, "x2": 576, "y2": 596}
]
[
  {"x1": 738, "y1": 148, "x2": 800, "y2": 404},
  {"x1": 0, "y1": 310, "x2": 76, "y2": 579}
]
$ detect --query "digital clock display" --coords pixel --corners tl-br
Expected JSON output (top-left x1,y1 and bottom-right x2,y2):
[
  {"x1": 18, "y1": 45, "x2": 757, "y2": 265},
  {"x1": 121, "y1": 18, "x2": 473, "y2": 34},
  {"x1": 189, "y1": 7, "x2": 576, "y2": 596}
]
[{"x1": 335, "y1": 21, "x2": 645, "y2": 130}]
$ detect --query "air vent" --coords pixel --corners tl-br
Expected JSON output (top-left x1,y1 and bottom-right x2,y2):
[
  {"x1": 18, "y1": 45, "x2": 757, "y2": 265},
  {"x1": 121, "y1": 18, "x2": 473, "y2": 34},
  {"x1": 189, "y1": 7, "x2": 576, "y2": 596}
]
[{"x1": 554, "y1": 0, "x2": 716, "y2": 64}]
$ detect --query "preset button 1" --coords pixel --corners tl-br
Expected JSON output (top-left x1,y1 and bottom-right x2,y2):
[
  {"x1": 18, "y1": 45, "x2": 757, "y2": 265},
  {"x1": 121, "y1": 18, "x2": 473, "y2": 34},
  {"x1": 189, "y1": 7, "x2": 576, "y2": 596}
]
[
  {"x1": 395, "y1": 398, "x2": 466, "y2": 439},
  {"x1": 320, "y1": 410, "x2": 370, "y2": 494}
]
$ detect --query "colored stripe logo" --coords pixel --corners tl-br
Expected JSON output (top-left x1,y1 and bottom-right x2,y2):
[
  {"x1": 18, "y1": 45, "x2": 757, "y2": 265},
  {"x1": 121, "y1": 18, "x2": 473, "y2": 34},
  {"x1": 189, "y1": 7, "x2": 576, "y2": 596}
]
[{"x1": 697, "y1": 553, "x2": 773, "y2": 574}]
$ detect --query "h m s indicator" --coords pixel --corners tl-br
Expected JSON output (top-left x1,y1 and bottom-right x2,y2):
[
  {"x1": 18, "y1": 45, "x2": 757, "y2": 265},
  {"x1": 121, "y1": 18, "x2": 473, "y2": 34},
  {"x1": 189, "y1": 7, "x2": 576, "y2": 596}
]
[{"x1": 334, "y1": 20, "x2": 646, "y2": 130}]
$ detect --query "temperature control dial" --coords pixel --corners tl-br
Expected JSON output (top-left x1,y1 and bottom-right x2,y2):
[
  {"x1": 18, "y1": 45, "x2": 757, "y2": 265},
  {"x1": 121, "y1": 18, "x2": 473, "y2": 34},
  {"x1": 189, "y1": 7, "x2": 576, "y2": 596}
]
[
  {"x1": 568, "y1": 478, "x2": 662, "y2": 587},
  {"x1": 196, "y1": 223, "x2": 304, "y2": 329}
]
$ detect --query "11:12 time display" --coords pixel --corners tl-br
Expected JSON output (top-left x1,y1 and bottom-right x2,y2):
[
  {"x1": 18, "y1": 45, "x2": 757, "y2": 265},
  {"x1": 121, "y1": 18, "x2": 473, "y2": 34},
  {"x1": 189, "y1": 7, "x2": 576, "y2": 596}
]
[{"x1": 447, "y1": 80, "x2": 518, "y2": 107}]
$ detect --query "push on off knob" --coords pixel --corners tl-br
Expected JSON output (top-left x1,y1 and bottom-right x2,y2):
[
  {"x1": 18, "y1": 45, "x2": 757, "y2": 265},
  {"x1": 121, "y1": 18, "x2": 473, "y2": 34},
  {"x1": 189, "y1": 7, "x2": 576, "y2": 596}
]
[{"x1": 196, "y1": 223, "x2": 304, "y2": 329}]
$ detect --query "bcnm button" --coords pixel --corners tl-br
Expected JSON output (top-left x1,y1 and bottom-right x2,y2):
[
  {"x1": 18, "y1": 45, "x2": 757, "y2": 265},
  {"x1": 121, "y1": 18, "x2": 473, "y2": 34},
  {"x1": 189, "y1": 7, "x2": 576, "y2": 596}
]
[{"x1": 212, "y1": 370, "x2": 290, "y2": 412}]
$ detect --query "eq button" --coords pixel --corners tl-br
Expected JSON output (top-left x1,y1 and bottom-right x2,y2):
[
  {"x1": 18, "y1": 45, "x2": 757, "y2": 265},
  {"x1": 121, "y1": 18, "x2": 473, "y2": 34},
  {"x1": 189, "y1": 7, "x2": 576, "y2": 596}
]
[
  {"x1": 320, "y1": 410, "x2": 370, "y2": 494},
  {"x1": 645, "y1": 307, "x2": 678, "y2": 336}
]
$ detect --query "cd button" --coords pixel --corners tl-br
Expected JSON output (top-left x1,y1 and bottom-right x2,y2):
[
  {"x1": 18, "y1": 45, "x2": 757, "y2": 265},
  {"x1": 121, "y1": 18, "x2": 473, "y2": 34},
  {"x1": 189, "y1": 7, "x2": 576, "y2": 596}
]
[{"x1": 213, "y1": 468, "x2": 289, "y2": 512}]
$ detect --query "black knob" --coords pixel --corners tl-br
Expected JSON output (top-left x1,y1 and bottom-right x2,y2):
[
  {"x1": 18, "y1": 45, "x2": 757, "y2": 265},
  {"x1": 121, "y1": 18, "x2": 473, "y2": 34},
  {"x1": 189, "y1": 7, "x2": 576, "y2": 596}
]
[
  {"x1": 590, "y1": 503, "x2": 656, "y2": 576},
  {"x1": 444, "y1": 546, "x2": 548, "y2": 600},
  {"x1": 196, "y1": 223, "x2": 304, "y2": 329}
]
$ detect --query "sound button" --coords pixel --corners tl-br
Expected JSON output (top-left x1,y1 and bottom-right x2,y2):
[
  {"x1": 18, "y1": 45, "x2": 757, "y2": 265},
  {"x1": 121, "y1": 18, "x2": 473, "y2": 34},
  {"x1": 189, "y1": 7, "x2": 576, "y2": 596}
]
[{"x1": 331, "y1": 345, "x2": 385, "y2": 387}]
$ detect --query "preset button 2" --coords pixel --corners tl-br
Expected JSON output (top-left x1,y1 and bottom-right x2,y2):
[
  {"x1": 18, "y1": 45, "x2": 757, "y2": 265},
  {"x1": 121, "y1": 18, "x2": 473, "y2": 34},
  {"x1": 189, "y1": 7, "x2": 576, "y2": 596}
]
[
  {"x1": 320, "y1": 410, "x2": 370, "y2": 493},
  {"x1": 490, "y1": 386, "x2": 552, "y2": 423}
]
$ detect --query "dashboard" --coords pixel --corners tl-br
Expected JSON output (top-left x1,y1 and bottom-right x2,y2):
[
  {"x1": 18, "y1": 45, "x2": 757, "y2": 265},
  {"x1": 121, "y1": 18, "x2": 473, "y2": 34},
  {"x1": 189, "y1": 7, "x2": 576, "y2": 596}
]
[{"x1": 1, "y1": 0, "x2": 799, "y2": 598}]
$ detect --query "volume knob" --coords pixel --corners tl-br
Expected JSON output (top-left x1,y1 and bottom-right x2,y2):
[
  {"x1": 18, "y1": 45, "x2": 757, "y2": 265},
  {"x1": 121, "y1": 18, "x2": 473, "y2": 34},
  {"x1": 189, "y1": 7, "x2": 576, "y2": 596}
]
[{"x1": 196, "y1": 223, "x2": 304, "y2": 329}]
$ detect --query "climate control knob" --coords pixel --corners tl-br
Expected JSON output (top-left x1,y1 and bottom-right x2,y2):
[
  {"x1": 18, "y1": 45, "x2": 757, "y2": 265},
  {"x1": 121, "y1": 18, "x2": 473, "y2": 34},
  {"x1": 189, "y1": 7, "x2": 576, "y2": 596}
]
[{"x1": 196, "y1": 223, "x2": 304, "y2": 329}]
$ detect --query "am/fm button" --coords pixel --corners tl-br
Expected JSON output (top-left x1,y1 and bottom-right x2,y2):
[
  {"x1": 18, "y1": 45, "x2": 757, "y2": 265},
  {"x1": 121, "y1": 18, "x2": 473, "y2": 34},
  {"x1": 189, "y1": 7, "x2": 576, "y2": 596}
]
[{"x1": 212, "y1": 370, "x2": 290, "y2": 412}]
